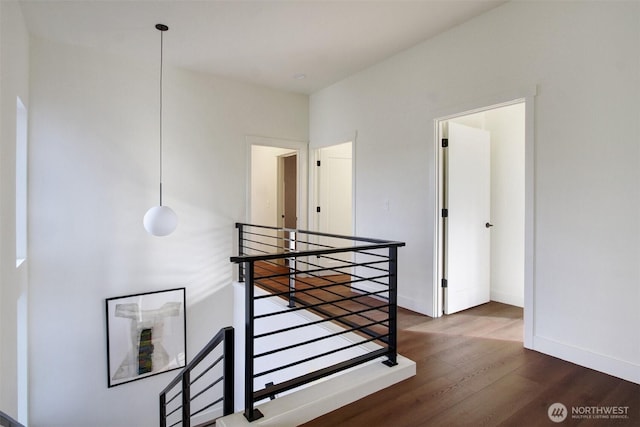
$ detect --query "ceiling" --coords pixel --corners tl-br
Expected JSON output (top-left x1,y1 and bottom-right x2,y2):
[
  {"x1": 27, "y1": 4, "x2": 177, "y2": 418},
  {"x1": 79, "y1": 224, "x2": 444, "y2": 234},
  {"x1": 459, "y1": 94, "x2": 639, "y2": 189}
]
[{"x1": 20, "y1": 0, "x2": 506, "y2": 95}]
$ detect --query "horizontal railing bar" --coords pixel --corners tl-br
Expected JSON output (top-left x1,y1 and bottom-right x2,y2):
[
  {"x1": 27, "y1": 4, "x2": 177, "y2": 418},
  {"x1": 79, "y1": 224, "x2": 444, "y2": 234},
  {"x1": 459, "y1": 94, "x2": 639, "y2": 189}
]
[
  {"x1": 253, "y1": 348, "x2": 389, "y2": 401},
  {"x1": 296, "y1": 259, "x2": 391, "y2": 289},
  {"x1": 288, "y1": 278, "x2": 391, "y2": 315},
  {"x1": 168, "y1": 419, "x2": 182, "y2": 427},
  {"x1": 236, "y1": 222, "x2": 404, "y2": 246},
  {"x1": 231, "y1": 241, "x2": 404, "y2": 264},
  {"x1": 253, "y1": 258, "x2": 390, "y2": 282},
  {"x1": 240, "y1": 232, "x2": 337, "y2": 253},
  {"x1": 254, "y1": 283, "x2": 389, "y2": 315},
  {"x1": 238, "y1": 245, "x2": 273, "y2": 257},
  {"x1": 314, "y1": 254, "x2": 385, "y2": 269},
  {"x1": 294, "y1": 297, "x2": 389, "y2": 333},
  {"x1": 284, "y1": 271, "x2": 389, "y2": 304},
  {"x1": 254, "y1": 304, "x2": 389, "y2": 339},
  {"x1": 250, "y1": 251, "x2": 391, "y2": 287},
  {"x1": 241, "y1": 233, "x2": 344, "y2": 255},
  {"x1": 190, "y1": 354, "x2": 223, "y2": 385},
  {"x1": 254, "y1": 272, "x2": 390, "y2": 301},
  {"x1": 255, "y1": 318, "x2": 388, "y2": 359},
  {"x1": 303, "y1": 307, "x2": 390, "y2": 343},
  {"x1": 236, "y1": 222, "x2": 290, "y2": 232},
  {"x1": 331, "y1": 249, "x2": 391, "y2": 259},
  {"x1": 242, "y1": 236, "x2": 334, "y2": 255},
  {"x1": 165, "y1": 389, "x2": 182, "y2": 406},
  {"x1": 239, "y1": 237, "x2": 285, "y2": 252},
  {"x1": 240, "y1": 230, "x2": 287, "y2": 241},
  {"x1": 291, "y1": 256, "x2": 391, "y2": 286},
  {"x1": 191, "y1": 396, "x2": 224, "y2": 418},
  {"x1": 160, "y1": 374, "x2": 184, "y2": 397},
  {"x1": 319, "y1": 255, "x2": 391, "y2": 273},
  {"x1": 190, "y1": 375, "x2": 223, "y2": 402},
  {"x1": 253, "y1": 287, "x2": 390, "y2": 320},
  {"x1": 240, "y1": 228, "x2": 329, "y2": 248},
  {"x1": 251, "y1": 273, "x2": 391, "y2": 340},
  {"x1": 256, "y1": 274, "x2": 391, "y2": 327},
  {"x1": 166, "y1": 404, "x2": 182, "y2": 418},
  {"x1": 255, "y1": 332, "x2": 389, "y2": 378}
]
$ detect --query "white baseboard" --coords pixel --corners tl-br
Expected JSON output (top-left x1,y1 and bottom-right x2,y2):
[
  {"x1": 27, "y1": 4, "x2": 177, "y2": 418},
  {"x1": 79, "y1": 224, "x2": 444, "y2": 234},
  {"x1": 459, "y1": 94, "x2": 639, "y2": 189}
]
[
  {"x1": 490, "y1": 290, "x2": 524, "y2": 307},
  {"x1": 533, "y1": 335, "x2": 639, "y2": 385},
  {"x1": 397, "y1": 293, "x2": 432, "y2": 316}
]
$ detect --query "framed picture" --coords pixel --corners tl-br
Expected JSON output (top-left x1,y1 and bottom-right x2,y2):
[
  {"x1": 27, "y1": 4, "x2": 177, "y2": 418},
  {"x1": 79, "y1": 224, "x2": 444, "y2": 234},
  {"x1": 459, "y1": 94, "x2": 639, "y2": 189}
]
[{"x1": 106, "y1": 287, "x2": 186, "y2": 387}]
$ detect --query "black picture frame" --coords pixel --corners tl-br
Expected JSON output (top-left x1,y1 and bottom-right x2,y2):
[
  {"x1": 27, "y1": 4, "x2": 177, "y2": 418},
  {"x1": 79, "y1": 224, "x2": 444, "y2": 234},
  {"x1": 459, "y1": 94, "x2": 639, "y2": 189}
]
[{"x1": 105, "y1": 287, "x2": 186, "y2": 387}]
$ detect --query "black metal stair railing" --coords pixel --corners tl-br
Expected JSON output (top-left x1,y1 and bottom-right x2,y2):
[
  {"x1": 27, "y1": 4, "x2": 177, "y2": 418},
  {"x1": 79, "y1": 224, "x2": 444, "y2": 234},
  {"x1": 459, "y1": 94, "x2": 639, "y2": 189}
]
[
  {"x1": 159, "y1": 327, "x2": 234, "y2": 427},
  {"x1": 0, "y1": 411, "x2": 24, "y2": 427},
  {"x1": 231, "y1": 223, "x2": 405, "y2": 422}
]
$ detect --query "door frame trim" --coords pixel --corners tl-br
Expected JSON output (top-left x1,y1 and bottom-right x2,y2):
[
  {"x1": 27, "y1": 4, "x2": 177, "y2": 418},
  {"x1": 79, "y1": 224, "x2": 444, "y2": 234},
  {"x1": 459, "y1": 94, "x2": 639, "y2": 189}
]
[
  {"x1": 432, "y1": 86, "x2": 536, "y2": 349},
  {"x1": 245, "y1": 135, "x2": 309, "y2": 230}
]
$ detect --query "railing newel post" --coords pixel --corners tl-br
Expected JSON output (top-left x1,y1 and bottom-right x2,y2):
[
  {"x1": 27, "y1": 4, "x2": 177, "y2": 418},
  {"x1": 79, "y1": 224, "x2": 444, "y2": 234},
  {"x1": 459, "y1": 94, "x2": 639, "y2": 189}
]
[
  {"x1": 182, "y1": 369, "x2": 191, "y2": 427},
  {"x1": 244, "y1": 261, "x2": 264, "y2": 422},
  {"x1": 384, "y1": 245, "x2": 399, "y2": 367},
  {"x1": 237, "y1": 223, "x2": 245, "y2": 282},
  {"x1": 223, "y1": 327, "x2": 235, "y2": 416},
  {"x1": 159, "y1": 392, "x2": 167, "y2": 427}
]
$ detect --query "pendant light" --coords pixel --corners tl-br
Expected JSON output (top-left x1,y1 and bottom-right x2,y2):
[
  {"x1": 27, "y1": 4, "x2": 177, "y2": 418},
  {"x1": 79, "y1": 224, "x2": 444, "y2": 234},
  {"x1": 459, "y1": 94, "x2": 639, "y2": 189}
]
[{"x1": 144, "y1": 24, "x2": 178, "y2": 236}]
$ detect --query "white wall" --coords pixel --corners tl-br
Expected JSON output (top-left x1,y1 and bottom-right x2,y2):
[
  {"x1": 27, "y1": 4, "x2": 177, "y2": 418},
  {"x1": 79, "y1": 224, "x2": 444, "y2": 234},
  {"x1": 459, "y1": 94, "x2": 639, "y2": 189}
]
[
  {"x1": 310, "y1": 1, "x2": 639, "y2": 383},
  {"x1": 0, "y1": 1, "x2": 30, "y2": 421},
  {"x1": 28, "y1": 37, "x2": 307, "y2": 426}
]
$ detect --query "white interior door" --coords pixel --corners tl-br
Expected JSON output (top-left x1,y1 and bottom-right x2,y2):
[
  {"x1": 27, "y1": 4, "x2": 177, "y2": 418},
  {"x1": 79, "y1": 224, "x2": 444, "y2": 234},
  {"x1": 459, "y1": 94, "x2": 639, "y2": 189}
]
[
  {"x1": 444, "y1": 122, "x2": 491, "y2": 314},
  {"x1": 316, "y1": 142, "x2": 353, "y2": 269},
  {"x1": 318, "y1": 142, "x2": 352, "y2": 236}
]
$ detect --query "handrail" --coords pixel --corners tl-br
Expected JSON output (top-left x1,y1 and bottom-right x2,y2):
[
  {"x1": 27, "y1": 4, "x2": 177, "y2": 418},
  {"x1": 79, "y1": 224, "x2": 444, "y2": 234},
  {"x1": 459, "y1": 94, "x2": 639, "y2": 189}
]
[
  {"x1": 0, "y1": 411, "x2": 24, "y2": 427},
  {"x1": 230, "y1": 241, "x2": 404, "y2": 263},
  {"x1": 235, "y1": 222, "x2": 405, "y2": 245},
  {"x1": 232, "y1": 223, "x2": 404, "y2": 422},
  {"x1": 159, "y1": 327, "x2": 234, "y2": 427}
]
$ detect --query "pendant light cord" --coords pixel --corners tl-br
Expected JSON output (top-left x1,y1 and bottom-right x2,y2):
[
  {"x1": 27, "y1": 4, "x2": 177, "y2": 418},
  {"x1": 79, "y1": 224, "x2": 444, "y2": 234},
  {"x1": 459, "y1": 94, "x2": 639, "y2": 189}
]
[{"x1": 158, "y1": 25, "x2": 166, "y2": 206}]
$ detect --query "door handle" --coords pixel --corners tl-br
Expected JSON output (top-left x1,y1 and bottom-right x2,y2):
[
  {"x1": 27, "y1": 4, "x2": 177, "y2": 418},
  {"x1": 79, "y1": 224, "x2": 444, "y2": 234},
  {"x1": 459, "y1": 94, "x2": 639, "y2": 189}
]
[{"x1": 485, "y1": 222, "x2": 494, "y2": 228}]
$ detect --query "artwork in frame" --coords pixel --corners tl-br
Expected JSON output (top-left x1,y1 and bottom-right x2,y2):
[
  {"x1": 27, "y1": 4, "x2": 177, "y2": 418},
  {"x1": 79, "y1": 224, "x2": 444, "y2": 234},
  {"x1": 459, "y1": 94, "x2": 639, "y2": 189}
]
[{"x1": 106, "y1": 287, "x2": 186, "y2": 387}]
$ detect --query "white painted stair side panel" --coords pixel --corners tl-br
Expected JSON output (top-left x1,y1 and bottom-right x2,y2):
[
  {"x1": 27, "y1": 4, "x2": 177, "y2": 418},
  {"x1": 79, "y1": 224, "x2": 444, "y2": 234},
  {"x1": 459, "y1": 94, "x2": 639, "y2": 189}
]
[{"x1": 217, "y1": 354, "x2": 415, "y2": 427}]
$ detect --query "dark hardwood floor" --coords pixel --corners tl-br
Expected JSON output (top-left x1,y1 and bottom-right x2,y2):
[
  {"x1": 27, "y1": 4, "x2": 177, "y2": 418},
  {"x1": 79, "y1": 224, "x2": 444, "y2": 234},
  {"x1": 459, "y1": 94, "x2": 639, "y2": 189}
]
[{"x1": 301, "y1": 302, "x2": 640, "y2": 426}]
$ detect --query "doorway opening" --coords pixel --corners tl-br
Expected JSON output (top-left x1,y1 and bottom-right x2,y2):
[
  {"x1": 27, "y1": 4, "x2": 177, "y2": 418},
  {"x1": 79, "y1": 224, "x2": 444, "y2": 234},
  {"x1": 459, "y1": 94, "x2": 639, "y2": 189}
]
[
  {"x1": 279, "y1": 153, "x2": 297, "y2": 230},
  {"x1": 247, "y1": 135, "x2": 308, "y2": 233},
  {"x1": 435, "y1": 100, "x2": 531, "y2": 342}
]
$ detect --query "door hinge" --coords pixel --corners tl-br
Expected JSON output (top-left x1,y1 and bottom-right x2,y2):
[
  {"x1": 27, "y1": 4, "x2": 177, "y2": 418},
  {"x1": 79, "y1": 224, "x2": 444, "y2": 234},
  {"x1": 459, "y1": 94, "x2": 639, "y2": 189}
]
[
  {"x1": 316, "y1": 206, "x2": 321, "y2": 213},
  {"x1": 316, "y1": 160, "x2": 321, "y2": 166},
  {"x1": 441, "y1": 208, "x2": 448, "y2": 218},
  {"x1": 441, "y1": 138, "x2": 448, "y2": 148},
  {"x1": 441, "y1": 278, "x2": 448, "y2": 288}
]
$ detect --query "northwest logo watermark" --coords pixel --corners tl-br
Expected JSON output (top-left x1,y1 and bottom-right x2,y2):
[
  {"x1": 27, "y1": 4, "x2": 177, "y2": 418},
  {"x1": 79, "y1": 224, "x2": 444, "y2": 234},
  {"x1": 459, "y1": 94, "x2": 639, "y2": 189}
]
[
  {"x1": 548, "y1": 403, "x2": 630, "y2": 422},
  {"x1": 548, "y1": 403, "x2": 567, "y2": 423}
]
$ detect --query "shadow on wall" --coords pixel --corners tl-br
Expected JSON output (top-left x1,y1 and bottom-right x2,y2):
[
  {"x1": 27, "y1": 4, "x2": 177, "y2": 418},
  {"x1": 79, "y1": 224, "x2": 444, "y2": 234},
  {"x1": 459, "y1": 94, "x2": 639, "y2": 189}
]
[{"x1": 175, "y1": 207, "x2": 237, "y2": 358}]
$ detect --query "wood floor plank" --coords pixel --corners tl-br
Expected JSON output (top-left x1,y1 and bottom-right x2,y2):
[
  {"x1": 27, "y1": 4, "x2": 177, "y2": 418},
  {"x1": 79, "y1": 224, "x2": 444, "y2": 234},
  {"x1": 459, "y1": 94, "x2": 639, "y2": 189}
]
[
  {"x1": 301, "y1": 302, "x2": 640, "y2": 427},
  {"x1": 429, "y1": 373, "x2": 543, "y2": 426}
]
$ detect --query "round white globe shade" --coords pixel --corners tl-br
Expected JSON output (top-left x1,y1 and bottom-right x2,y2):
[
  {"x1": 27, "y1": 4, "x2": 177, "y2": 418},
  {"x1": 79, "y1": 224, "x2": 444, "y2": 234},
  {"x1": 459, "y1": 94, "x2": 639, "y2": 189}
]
[{"x1": 143, "y1": 205, "x2": 178, "y2": 236}]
